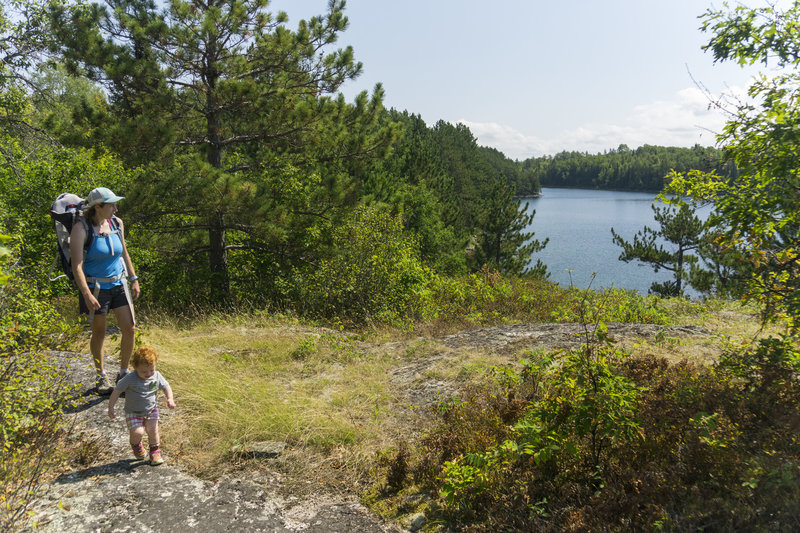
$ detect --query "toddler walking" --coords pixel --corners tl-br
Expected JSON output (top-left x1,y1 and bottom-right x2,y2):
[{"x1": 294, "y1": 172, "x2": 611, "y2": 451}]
[{"x1": 108, "y1": 346, "x2": 176, "y2": 465}]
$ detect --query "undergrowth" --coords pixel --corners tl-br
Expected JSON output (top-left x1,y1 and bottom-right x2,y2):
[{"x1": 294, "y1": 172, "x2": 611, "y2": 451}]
[
  {"x1": 140, "y1": 271, "x2": 712, "y2": 478},
  {"x1": 376, "y1": 328, "x2": 800, "y2": 532},
  {"x1": 0, "y1": 265, "x2": 81, "y2": 530},
  {"x1": 135, "y1": 265, "x2": 678, "y2": 332}
]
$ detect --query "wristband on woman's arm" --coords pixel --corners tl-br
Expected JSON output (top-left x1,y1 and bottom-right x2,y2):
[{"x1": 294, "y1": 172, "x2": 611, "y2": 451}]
[{"x1": 129, "y1": 275, "x2": 139, "y2": 282}]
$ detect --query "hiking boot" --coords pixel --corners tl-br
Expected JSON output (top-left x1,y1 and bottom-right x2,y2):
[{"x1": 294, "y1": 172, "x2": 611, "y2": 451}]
[
  {"x1": 131, "y1": 442, "x2": 146, "y2": 460},
  {"x1": 95, "y1": 373, "x2": 113, "y2": 395},
  {"x1": 149, "y1": 448, "x2": 164, "y2": 466}
]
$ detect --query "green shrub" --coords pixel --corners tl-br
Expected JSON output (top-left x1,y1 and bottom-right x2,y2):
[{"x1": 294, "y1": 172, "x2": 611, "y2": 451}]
[
  {"x1": 435, "y1": 331, "x2": 642, "y2": 527},
  {"x1": 718, "y1": 334, "x2": 800, "y2": 412},
  {"x1": 553, "y1": 285, "x2": 671, "y2": 324},
  {"x1": 301, "y1": 205, "x2": 432, "y2": 325},
  {"x1": 413, "y1": 331, "x2": 800, "y2": 531},
  {"x1": 425, "y1": 271, "x2": 670, "y2": 328},
  {"x1": 0, "y1": 236, "x2": 81, "y2": 529},
  {"x1": 426, "y1": 267, "x2": 566, "y2": 326}
]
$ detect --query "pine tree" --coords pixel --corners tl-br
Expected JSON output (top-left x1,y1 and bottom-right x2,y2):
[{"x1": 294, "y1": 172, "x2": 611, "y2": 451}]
[
  {"x1": 1, "y1": 0, "x2": 53, "y2": 135},
  {"x1": 611, "y1": 203, "x2": 704, "y2": 296},
  {"x1": 48, "y1": 0, "x2": 394, "y2": 302},
  {"x1": 473, "y1": 178, "x2": 548, "y2": 277}
]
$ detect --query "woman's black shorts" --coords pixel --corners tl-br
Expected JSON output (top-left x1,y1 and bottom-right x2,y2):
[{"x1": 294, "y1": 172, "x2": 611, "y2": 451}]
[{"x1": 79, "y1": 285, "x2": 130, "y2": 315}]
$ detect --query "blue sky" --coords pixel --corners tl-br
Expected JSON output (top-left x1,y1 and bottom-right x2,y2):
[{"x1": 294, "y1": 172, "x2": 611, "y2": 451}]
[{"x1": 270, "y1": 0, "x2": 778, "y2": 159}]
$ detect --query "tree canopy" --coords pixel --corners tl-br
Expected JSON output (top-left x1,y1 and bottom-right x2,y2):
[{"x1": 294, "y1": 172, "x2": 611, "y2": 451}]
[
  {"x1": 48, "y1": 0, "x2": 395, "y2": 301},
  {"x1": 667, "y1": 1, "x2": 800, "y2": 328}
]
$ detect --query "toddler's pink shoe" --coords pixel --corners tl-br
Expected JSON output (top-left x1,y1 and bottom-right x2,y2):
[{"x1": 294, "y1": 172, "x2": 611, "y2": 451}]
[
  {"x1": 149, "y1": 447, "x2": 164, "y2": 466},
  {"x1": 131, "y1": 442, "x2": 146, "y2": 459}
]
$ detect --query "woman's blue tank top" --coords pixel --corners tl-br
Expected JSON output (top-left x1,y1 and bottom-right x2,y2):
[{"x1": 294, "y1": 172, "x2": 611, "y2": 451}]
[{"x1": 83, "y1": 226, "x2": 124, "y2": 289}]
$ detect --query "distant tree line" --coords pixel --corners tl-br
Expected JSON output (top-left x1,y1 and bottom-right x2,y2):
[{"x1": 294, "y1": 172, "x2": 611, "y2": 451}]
[{"x1": 520, "y1": 144, "x2": 738, "y2": 192}]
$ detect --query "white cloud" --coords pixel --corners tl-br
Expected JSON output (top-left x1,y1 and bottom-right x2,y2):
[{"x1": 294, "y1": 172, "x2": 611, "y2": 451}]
[{"x1": 460, "y1": 85, "x2": 750, "y2": 160}]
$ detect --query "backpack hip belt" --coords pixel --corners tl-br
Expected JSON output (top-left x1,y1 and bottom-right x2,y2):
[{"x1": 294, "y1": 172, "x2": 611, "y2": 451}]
[{"x1": 86, "y1": 273, "x2": 136, "y2": 325}]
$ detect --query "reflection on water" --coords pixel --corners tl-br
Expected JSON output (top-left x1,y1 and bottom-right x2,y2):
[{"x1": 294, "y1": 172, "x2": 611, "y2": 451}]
[{"x1": 522, "y1": 188, "x2": 710, "y2": 295}]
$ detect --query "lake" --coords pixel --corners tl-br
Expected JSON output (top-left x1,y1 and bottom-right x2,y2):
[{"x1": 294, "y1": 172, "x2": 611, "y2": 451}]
[{"x1": 522, "y1": 187, "x2": 710, "y2": 294}]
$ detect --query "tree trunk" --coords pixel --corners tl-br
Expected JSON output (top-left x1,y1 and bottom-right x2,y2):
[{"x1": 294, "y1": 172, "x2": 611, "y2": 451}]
[
  {"x1": 208, "y1": 210, "x2": 229, "y2": 302},
  {"x1": 205, "y1": 58, "x2": 230, "y2": 302}
]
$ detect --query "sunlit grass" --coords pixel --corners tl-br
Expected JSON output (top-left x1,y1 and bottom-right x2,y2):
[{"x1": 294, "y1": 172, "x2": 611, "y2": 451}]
[
  {"x1": 619, "y1": 298, "x2": 780, "y2": 365},
  {"x1": 126, "y1": 288, "x2": 777, "y2": 485},
  {"x1": 144, "y1": 320, "x2": 398, "y2": 473}
]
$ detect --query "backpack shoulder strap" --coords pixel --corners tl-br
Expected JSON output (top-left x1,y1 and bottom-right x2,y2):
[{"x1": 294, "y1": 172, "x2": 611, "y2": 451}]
[
  {"x1": 80, "y1": 217, "x2": 94, "y2": 251},
  {"x1": 109, "y1": 215, "x2": 122, "y2": 233}
]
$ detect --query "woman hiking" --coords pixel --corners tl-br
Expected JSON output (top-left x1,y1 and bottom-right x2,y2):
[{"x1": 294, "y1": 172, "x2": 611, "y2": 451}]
[{"x1": 70, "y1": 187, "x2": 140, "y2": 394}]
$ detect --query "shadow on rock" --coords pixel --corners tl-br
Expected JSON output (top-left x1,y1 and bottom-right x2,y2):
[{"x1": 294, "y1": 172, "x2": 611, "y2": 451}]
[
  {"x1": 65, "y1": 389, "x2": 107, "y2": 413},
  {"x1": 54, "y1": 458, "x2": 149, "y2": 484}
]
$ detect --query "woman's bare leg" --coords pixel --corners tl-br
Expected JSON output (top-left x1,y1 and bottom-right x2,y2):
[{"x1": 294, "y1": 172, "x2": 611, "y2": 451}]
[
  {"x1": 90, "y1": 314, "x2": 107, "y2": 374},
  {"x1": 113, "y1": 305, "x2": 136, "y2": 372}
]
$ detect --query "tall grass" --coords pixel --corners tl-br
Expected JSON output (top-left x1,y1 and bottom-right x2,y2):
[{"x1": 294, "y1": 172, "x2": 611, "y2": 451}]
[
  {"x1": 422, "y1": 269, "x2": 675, "y2": 330},
  {"x1": 148, "y1": 321, "x2": 398, "y2": 469},
  {"x1": 138, "y1": 278, "x2": 726, "y2": 475}
]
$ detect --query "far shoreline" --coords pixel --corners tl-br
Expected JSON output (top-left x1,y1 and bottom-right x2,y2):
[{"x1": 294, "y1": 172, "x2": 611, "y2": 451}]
[{"x1": 515, "y1": 185, "x2": 666, "y2": 201}]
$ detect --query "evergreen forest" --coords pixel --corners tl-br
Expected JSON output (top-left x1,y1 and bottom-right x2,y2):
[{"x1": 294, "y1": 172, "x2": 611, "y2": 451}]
[{"x1": 520, "y1": 144, "x2": 738, "y2": 193}]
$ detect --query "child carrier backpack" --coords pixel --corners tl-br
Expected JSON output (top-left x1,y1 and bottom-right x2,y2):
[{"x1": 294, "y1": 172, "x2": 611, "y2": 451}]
[{"x1": 49, "y1": 193, "x2": 87, "y2": 282}]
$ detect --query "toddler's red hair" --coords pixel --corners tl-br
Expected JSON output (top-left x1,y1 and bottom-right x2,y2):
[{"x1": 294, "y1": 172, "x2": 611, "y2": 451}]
[{"x1": 132, "y1": 346, "x2": 159, "y2": 368}]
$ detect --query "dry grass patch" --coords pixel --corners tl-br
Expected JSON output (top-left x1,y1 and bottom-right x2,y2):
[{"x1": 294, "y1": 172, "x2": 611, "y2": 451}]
[
  {"x1": 141, "y1": 318, "x2": 416, "y2": 485},
  {"x1": 140, "y1": 315, "x2": 544, "y2": 489},
  {"x1": 622, "y1": 299, "x2": 783, "y2": 365}
]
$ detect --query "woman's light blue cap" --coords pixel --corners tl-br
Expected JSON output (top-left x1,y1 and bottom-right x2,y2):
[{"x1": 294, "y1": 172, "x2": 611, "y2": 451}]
[{"x1": 86, "y1": 187, "x2": 125, "y2": 207}]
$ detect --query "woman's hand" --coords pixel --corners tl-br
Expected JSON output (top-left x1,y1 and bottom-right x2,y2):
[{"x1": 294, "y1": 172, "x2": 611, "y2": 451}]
[
  {"x1": 84, "y1": 291, "x2": 101, "y2": 311},
  {"x1": 131, "y1": 279, "x2": 140, "y2": 300}
]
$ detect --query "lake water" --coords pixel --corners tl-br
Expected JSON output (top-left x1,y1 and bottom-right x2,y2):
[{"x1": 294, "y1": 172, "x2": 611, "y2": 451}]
[{"x1": 522, "y1": 188, "x2": 710, "y2": 294}]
